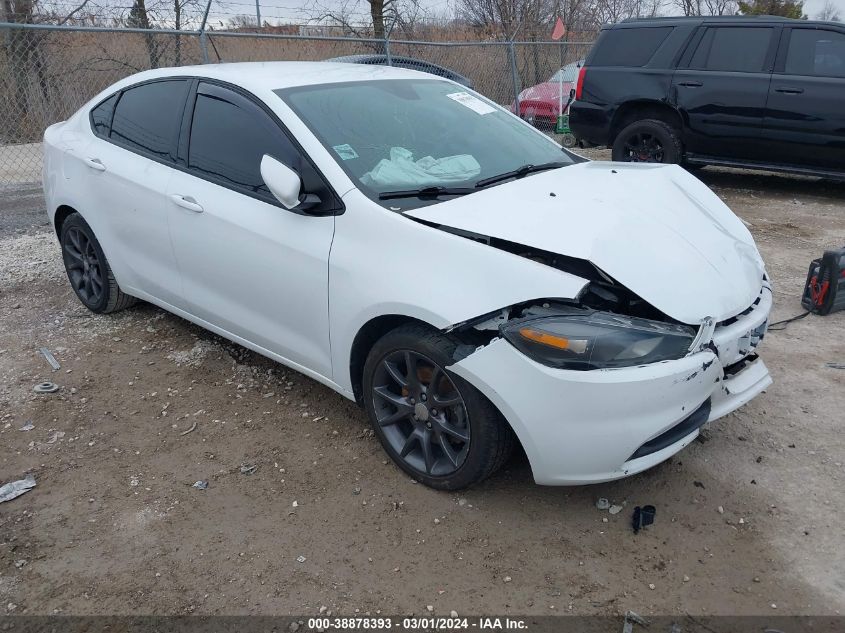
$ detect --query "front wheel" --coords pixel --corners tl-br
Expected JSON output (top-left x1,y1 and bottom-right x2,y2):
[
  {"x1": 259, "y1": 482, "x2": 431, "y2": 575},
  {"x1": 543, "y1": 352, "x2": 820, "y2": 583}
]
[
  {"x1": 612, "y1": 119, "x2": 683, "y2": 164},
  {"x1": 363, "y1": 324, "x2": 514, "y2": 490}
]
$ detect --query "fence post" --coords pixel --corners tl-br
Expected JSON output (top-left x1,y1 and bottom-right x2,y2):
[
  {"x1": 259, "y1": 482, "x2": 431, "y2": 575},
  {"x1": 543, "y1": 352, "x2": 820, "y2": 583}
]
[
  {"x1": 199, "y1": 0, "x2": 212, "y2": 63},
  {"x1": 508, "y1": 41, "x2": 521, "y2": 112},
  {"x1": 384, "y1": 15, "x2": 397, "y2": 65}
]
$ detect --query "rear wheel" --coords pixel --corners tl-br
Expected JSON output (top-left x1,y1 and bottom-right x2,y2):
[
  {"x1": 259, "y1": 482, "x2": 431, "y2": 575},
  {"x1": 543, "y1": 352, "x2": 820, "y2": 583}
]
[
  {"x1": 363, "y1": 324, "x2": 514, "y2": 490},
  {"x1": 612, "y1": 119, "x2": 682, "y2": 164},
  {"x1": 60, "y1": 213, "x2": 136, "y2": 314}
]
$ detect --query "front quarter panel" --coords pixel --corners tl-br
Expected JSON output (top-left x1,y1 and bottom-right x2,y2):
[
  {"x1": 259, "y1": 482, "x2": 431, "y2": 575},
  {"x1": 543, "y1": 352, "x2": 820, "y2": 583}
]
[{"x1": 329, "y1": 189, "x2": 589, "y2": 397}]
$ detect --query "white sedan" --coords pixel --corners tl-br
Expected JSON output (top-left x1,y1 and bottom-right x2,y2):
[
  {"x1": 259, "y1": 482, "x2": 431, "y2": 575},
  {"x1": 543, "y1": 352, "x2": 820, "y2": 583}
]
[{"x1": 42, "y1": 62, "x2": 772, "y2": 489}]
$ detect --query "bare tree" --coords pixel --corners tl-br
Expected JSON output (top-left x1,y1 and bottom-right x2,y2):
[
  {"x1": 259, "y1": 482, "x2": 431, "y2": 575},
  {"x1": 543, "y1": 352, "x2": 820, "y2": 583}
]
[
  {"x1": 1, "y1": 0, "x2": 93, "y2": 142},
  {"x1": 672, "y1": 0, "x2": 737, "y2": 16},
  {"x1": 816, "y1": 0, "x2": 841, "y2": 20},
  {"x1": 455, "y1": 0, "x2": 557, "y2": 39}
]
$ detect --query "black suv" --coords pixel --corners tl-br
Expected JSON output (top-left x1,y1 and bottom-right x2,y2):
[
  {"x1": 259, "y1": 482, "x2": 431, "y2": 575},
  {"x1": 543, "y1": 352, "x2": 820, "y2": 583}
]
[{"x1": 570, "y1": 16, "x2": 845, "y2": 179}]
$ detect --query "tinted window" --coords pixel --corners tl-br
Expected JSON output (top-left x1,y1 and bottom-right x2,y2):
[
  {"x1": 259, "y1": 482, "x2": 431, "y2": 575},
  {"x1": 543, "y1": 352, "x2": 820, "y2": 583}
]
[
  {"x1": 690, "y1": 27, "x2": 772, "y2": 73},
  {"x1": 91, "y1": 94, "x2": 117, "y2": 137},
  {"x1": 188, "y1": 86, "x2": 299, "y2": 198},
  {"x1": 785, "y1": 28, "x2": 845, "y2": 78},
  {"x1": 110, "y1": 80, "x2": 188, "y2": 160},
  {"x1": 591, "y1": 27, "x2": 673, "y2": 67}
]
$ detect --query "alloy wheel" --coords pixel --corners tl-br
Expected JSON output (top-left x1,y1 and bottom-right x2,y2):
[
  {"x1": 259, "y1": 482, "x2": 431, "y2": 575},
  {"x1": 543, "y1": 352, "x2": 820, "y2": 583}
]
[
  {"x1": 63, "y1": 226, "x2": 104, "y2": 305},
  {"x1": 371, "y1": 350, "x2": 470, "y2": 477},
  {"x1": 623, "y1": 132, "x2": 665, "y2": 162}
]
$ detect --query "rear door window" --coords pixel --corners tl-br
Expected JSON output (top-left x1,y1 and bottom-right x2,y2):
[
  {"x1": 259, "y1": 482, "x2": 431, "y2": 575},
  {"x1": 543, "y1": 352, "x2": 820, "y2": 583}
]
[
  {"x1": 784, "y1": 28, "x2": 845, "y2": 77},
  {"x1": 110, "y1": 79, "x2": 188, "y2": 162},
  {"x1": 689, "y1": 27, "x2": 774, "y2": 73},
  {"x1": 590, "y1": 27, "x2": 673, "y2": 67}
]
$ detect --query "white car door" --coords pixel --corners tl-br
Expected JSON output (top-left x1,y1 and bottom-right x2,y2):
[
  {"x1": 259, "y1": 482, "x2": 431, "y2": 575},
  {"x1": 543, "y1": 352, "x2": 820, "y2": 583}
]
[
  {"x1": 165, "y1": 81, "x2": 339, "y2": 378},
  {"x1": 82, "y1": 79, "x2": 189, "y2": 307}
]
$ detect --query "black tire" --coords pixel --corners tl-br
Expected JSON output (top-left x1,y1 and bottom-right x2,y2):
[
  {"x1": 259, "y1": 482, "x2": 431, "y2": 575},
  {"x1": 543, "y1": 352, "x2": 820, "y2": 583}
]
[
  {"x1": 60, "y1": 212, "x2": 137, "y2": 314},
  {"x1": 612, "y1": 119, "x2": 683, "y2": 164},
  {"x1": 363, "y1": 323, "x2": 515, "y2": 490}
]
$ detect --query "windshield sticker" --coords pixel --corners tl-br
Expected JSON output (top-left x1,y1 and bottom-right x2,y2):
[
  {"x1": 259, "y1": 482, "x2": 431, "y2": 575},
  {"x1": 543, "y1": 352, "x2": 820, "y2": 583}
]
[
  {"x1": 446, "y1": 92, "x2": 496, "y2": 115},
  {"x1": 332, "y1": 144, "x2": 359, "y2": 160}
]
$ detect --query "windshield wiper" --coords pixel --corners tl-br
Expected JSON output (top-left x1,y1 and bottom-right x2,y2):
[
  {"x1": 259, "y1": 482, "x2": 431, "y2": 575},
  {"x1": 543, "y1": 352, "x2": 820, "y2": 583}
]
[
  {"x1": 378, "y1": 186, "x2": 475, "y2": 200},
  {"x1": 474, "y1": 161, "x2": 568, "y2": 189}
]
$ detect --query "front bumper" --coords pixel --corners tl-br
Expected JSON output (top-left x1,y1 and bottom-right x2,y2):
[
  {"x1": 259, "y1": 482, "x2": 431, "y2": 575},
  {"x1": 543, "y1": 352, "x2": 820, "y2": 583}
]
[{"x1": 449, "y1": 289, "x2": 773, "y2": 485}]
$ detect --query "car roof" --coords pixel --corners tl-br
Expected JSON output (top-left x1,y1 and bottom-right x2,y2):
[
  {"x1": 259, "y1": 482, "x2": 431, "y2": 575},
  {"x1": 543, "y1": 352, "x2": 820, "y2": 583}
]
[
  {"x1": 612, "y1": 15, "x2": 842, "y2": 28},
  {"x1": 110, "y1": 61, "x2": 444, "y2": 94}
]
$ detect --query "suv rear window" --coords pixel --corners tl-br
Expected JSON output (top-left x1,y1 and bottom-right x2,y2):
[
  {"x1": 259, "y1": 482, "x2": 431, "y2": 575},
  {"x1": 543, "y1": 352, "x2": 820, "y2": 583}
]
[
  {"x1": 590, "y1": 27, "x2": 673, "y2": 67},
  {"x1": 689, "y1": 27, "x2": 773, "y2": 73},
  {"x1": 785, "y1": 28, "x2": 845, "y2": 78}
]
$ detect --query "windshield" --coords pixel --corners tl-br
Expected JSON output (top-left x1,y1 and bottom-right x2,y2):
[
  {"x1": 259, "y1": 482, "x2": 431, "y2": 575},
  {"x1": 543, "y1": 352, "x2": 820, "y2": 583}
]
[
  {"x1": 549, "y1": 61, "x2": 583, "y2": 83},
  {"x1": 276, "y1": 79, "x2": 574, "y2": 209}
]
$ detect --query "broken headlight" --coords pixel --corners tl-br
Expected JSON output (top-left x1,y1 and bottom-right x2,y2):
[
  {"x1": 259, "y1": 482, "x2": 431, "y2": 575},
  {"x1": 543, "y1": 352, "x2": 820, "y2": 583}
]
[{"x1": 501, "y1": 309, "x2": 695, "y2": 370}]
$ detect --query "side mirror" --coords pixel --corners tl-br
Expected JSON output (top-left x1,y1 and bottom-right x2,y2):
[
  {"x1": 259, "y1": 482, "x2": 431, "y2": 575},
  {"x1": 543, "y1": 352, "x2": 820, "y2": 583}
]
[
  {"x1": 260, "y1": 155, "x2": 320, "y2": 211},
  {"x1": 569, "y1": 88, "x2": 576, "y2": 100}
]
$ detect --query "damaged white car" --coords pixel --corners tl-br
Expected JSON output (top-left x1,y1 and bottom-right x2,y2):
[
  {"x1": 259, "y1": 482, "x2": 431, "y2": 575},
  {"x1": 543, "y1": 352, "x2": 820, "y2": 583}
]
[{"x1": 43, "y1": 62, "x2": 772, "y2": 489}]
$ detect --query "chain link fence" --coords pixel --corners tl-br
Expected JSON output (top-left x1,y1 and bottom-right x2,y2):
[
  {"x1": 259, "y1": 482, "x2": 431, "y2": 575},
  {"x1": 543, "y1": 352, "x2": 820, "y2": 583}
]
[{"x1": 0, "y1": 22, "x2": 595, "y2": 189}]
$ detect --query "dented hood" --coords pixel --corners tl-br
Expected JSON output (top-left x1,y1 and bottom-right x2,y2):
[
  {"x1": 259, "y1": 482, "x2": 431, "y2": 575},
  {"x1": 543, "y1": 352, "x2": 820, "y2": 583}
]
[{"x1": 405, "y1": 161, "x2": 765, "y2": 324}]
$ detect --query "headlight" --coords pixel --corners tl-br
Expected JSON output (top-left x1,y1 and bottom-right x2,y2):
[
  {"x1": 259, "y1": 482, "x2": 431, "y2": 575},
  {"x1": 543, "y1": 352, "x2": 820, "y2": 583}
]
[{"x1": 501, "y1": 309, "x2": 696, "y2": 370}]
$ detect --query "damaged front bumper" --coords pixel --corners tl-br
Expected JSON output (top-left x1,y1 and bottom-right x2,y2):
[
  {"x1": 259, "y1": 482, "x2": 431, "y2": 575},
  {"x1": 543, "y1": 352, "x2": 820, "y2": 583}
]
[{"x1": 449, "y1": 314, "x2": 772, "y2": 486}]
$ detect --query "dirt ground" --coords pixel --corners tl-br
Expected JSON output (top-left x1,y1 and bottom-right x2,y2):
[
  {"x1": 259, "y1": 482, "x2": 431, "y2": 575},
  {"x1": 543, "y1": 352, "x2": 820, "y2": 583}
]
[{"x1": 1, "y1": 154, "x2": 844, "y2": 618}]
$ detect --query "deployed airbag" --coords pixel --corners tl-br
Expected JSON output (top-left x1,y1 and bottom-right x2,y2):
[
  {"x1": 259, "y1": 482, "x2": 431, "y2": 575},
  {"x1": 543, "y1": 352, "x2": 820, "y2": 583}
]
[{"x1": 362, "y1": 147, "x2": 480, "y2": 187}]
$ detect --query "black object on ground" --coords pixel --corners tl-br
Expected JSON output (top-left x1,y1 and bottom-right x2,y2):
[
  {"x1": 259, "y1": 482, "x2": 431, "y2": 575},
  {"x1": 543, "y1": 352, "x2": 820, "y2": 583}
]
[{"x1": 632, "y1": 505, "x2": 656, "y2": 534}]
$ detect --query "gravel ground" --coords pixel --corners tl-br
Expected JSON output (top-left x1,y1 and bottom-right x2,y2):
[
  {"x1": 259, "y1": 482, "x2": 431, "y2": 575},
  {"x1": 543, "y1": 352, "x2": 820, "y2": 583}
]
[{"x1": 1, "y1": 158, "x2": 843, "y2": 618}]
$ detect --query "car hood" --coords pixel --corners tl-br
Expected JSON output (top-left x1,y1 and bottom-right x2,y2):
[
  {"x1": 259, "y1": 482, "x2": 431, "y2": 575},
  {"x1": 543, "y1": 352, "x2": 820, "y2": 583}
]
[{"x1": 404, "y1": 161, "x2": 765, "y2": 324}]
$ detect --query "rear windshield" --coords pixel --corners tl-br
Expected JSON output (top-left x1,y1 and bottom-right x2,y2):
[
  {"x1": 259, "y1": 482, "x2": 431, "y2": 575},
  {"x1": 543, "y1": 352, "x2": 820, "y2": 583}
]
[{"x1": 590, "y1": 26, "x2": 673, "y2": 67}]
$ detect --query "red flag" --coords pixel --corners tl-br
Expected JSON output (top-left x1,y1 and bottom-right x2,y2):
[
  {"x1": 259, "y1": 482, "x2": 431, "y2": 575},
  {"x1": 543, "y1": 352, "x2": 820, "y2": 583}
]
[{"x1": 551, "y1": 17, "x2": 566, "y2": 41}]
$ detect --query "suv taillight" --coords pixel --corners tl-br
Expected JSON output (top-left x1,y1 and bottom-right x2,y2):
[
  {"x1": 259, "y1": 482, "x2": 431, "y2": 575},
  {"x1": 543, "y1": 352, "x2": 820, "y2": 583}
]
[{"x1": 575, "y1": 66, "x2": 587, "y2": 101}]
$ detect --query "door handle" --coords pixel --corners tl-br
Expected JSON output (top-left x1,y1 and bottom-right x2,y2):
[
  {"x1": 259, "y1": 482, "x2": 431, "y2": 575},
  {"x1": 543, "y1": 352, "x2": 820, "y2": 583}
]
[
  {"x1": 169, "y1": 194, "x2": 204, "y2": 213},
  {"x1": 84, "y1": 157, "x2": 106, "y2": 171},
  {"x1": 775, "y1": 86, "x2": 804, "y2": 94},
  {"x1": 678, "y1": 81, "x2": 703, "y2": 87}
]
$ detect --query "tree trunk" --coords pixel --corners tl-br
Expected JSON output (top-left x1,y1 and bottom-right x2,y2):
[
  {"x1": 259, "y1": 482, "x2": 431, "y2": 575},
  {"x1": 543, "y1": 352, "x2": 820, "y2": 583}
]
[
  {"x1": 369, "y1": 0, "x2": 385, "y2": 39},
  {"x1": 129, "y1": 0, "x2": 159, "y2": 69},
  {"x1": 174, "y1": 0, "x2": 181, "y2": 66}
]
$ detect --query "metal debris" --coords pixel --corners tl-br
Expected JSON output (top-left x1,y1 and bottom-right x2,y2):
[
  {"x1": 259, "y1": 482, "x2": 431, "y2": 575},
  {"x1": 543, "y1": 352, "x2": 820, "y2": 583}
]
[
  {"x1": 596, "y1": 498, "x2": 611, "y2": 510},
  {"x1": 33, "y1": 382, "x2": 60, "y2": 394},
  {"x1": 46, "y1": 431, "x2": 65, "y2": 444},
  {"x1": 609, "y1": 504, "x2": 624, "y2": 515},
  {"x1": 296, "y1": 555, "x2": 306, "y2": 563},
  {"x1": 18, "y1": 422, "x2": 34, "y2": 431},
  {"x1": 39, "y1": 347, "x2": 61, "y2": 370},
  {"x1": 192, "y1": 480, "x2": 208, "y2": 490},
  {"x1": 240, "y1": 463, "x2": 258, "y2": 475},
  {"x1": 826, "y1": 362, "x2": 845, "y2": 369},
  {"x1": 180, "y1": 421, "x2": 198, "y2": 436},
  {"x1": 624, "y1": 610, "x2": 649, "y2": 629},
  {"x1": 0, "y1": 474, "x2": 36, "y2": 504}
]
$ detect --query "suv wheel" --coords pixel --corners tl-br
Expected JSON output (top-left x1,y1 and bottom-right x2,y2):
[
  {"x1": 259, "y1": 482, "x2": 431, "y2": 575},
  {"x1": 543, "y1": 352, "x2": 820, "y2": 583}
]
[
  {"x1": 363, "y1": 323, "x2": 515, "y2": 490},
  {"x1": 612, "y1": 119, "x2": 682, "y2": 164}
]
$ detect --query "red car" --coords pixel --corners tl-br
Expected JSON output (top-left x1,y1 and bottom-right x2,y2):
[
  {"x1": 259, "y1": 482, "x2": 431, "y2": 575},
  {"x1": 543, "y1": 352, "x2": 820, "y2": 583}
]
[{"x1": 511, "y1": 60, "x2": 583, "y2": 128}]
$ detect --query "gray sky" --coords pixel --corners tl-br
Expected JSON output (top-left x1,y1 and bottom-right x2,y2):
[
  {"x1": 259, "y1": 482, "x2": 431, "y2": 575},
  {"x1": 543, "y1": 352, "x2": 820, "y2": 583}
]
[{"x1": 804, "y1": 0, "x2": 845, "y2": 19}]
